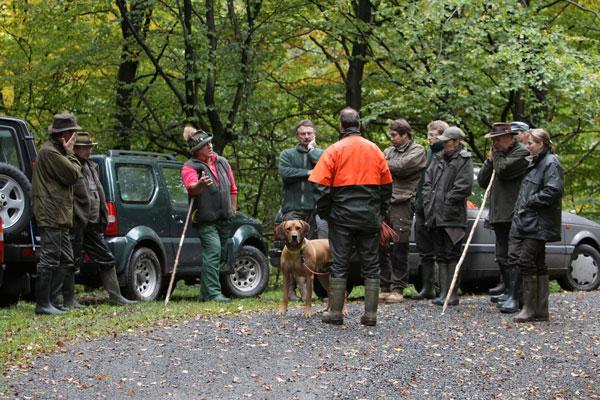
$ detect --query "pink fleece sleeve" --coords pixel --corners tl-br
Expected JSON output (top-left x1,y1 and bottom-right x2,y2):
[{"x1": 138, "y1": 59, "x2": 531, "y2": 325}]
[
  {"x1": 181, "y1": 165, "x2": 199, "y2": 192},
  {"x1": 228, "y1": 164, "x2": 238, "y2": 195}
]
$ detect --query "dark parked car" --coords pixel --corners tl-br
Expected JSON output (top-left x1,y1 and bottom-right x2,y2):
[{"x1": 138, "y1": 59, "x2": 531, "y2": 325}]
[
  {"x1": 0, "y1": 116, "x2": 270, "y2": 305},
  {"x1": 269, "y1": 180, "x2": 600, "y2": 295}
]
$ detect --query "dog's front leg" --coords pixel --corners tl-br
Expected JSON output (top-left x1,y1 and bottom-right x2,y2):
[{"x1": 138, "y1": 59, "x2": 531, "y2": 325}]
[
  {"x1": 278, "y1": 271, "x2": 290, "y2": 315},
  {"x1": 303, "y1": 274, "x2": 314, "y2": 318}
]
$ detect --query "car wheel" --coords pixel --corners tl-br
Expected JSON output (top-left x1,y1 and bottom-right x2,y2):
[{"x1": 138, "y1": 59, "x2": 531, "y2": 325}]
[
  {"x1": 558, "y1": 244, "x2": 600, "y2": 291},
  {"x1": 0, "y1": 163, "x2": 32, "y2": 240},
  {"x1": 221, "y1": 245, "x2": 269, "y2": 298},
  {"x1": 125, "y1": 247, "x2": 163, "y2": 301}
]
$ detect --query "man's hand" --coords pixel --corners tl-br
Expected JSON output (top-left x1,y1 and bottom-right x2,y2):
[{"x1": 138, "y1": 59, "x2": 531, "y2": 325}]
[
  {"x1": 308, "y1": 139, "x2": 316, "y2": 150},
  {"x1": 198, "y1": 171, "x2": 213, "y2": 188},
  {"x1": 62, "y1": 132, "x2": 77, "y2": 154},
  {"x1": 488, "y1": 144, "x2": 494, "y2": 161}
]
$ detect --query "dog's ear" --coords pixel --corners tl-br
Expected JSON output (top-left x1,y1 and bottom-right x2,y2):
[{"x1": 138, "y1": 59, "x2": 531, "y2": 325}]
[
  {"x1": 274, "y1": 222, "x2": 285, "y2": 240},
  {"x1": 301, "y1": 220, "x2": 310, "y2": 236}
]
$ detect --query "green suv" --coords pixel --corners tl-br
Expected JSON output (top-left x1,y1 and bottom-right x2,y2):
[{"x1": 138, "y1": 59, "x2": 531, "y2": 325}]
[{"x1": 82, "y1": 150, "x2": 270, "y2": 301}]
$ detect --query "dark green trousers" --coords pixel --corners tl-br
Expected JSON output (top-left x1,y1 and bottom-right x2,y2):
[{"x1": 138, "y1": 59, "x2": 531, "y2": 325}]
[{"x1": 197, "y1": 219, "x2": 230, "y2": 299}]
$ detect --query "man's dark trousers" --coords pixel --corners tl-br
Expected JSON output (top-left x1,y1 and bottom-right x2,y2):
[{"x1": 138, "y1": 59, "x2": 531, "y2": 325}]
[{"x1": 329, "y1": 223, "x2": 379, "y2": 279}]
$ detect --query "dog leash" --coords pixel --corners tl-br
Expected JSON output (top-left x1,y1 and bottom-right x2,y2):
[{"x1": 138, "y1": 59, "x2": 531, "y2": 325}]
[{"x1": 300, "y1": 250, "x2": 330, "y2": 276}]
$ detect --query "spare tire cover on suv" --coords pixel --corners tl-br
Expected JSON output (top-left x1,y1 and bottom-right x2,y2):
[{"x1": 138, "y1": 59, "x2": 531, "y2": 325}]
[{"x1": 0, "y1": 162, "x2": 32, "y2": 240}]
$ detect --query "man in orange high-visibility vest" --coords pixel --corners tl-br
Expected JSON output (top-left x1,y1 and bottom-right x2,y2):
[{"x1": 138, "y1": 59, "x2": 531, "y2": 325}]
[{"x1": 309, "y1": 107, "x2": 392, "y2": 327}]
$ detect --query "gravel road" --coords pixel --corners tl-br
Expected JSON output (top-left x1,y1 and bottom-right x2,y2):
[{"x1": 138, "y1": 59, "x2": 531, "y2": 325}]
[{"x1": 4, "y1": 291, "x2": 599, "y2": 399}]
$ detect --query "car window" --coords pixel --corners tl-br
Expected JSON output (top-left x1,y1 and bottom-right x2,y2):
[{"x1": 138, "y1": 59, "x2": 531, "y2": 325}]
[
  {"x1": 116, "y1": 164, "x2": 155, "y2": 203},
  {"x1": 0, "y1": 128, "x2": 21, "y2": 169},
  {"x1": 161, "y1": 166, "x2": 188, "y2": 209}
]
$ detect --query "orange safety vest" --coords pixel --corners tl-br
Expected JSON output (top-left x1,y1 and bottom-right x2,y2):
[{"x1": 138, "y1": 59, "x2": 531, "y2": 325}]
[{"x1": 309, "y1": 135, "x2": 392, "y2": 187}]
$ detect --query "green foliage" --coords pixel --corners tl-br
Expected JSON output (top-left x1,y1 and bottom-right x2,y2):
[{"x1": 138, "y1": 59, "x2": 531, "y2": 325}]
[{"x1": 1, "y1": 0, "x2": 598, "y2": 223}]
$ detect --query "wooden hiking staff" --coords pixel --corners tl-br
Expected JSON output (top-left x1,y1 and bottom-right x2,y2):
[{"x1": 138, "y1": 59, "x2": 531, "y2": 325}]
[
  {"x1": 165, "y1": 198, "x2": 195, "y2": 305},
  {"x1": 442, "y1": 170, "x2": 495, "y2": 315}
]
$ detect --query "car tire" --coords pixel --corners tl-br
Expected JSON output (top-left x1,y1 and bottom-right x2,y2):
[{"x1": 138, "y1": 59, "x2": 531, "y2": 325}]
[
  {"x1": 220, "y1": 245, "x2": 269, "y2": 298},
  {"x1": 124, "y1": 247, "x2": 163, "y2": 301},
  {"x1": 558, "y1": 244, "x2": 600, "y2": 291},
  {"x1": 0, "y1": 162, "x2": 32, "y2": 240}
]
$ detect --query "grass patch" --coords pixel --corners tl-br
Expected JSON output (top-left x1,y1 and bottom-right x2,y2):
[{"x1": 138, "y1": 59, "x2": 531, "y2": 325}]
[{"x1": 0, "y1": 281, "x2": 294, "y2": 373}]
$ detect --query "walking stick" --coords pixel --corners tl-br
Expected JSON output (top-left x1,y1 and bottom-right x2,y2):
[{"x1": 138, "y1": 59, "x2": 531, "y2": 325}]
[
  {"x1": 165, "y1": 198, "x2": 195, "y2": 305},
  {"x1": 442, "y1": 170, "x2": 495, "y2": 315}
]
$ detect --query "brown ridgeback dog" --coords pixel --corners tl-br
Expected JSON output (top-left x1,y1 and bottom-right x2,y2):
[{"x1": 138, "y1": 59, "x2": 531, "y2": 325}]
[{"x1": 277, "y1": 219, "x2": 347, "y2": 317}]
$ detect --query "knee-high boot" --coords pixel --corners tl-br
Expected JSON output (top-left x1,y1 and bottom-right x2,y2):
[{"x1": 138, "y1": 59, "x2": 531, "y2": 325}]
[
  {"x1": 534, "y1": 274, "x2": 549, "y2": 321},
  {"x1": 514, "y1": 275, "x2": 537, "y2": 322},
  {"x1": 100, "y1": 267, "x2": 138, "y2": 305},
  {"x1": 432, "y1": 263, "x2": 448, "y2": 306},
  {"x1": 361, "y1": 278, "x2": 380, "y2": 326},
  {"x1": 35, "y1": 268, "x2": 66, "y2": 315},
  {"x1": 499, "y1": 267, "x2": 520, "y2": 314},
  {"x1": 410, "y1": 261, "x2": 436, "y2": 300},
  {"x1": 322, "y1": 277, "x2": 346, "y2": 325},
  {"x1": 491, "y1": 265, "x2": 510, "y2": 303},
  {"x1": 488, "y1": 263, "x2": 506, "y2": 296},
  {"x1": 50, "y1": 267, "x2": 68, "y2": 311},
  {"x1": 62, "y1": 268, "x2": 86, "y2": 309},
  {"x1": 444, "y1": 263, "x2": 460, "y2": 306}
]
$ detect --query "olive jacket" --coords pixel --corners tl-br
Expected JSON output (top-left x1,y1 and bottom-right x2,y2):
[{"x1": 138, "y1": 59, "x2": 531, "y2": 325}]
[
  {"x1": 72, "y1": 157, "x2": 108, "y2": 228},
  {"x1": 477, "y1": 139, "x2": 529, "y2": 225},
  {"x1": 422, "y1": 146, "x2": 474, "y2": 229},
  {"x1": 32, "y1": 139, "x2": 81, "y2": 229}
]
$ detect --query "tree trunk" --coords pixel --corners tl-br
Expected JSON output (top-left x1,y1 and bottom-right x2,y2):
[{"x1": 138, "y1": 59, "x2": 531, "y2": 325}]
[
  {"x1": 114, "y1": 0, "x2": 152, "y2": 149},
  {"x1": 345, "y1": 0, "x2": 372, "y2": 111}
]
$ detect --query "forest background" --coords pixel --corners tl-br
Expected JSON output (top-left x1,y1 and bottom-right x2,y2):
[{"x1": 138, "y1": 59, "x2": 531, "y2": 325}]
[{"x1": 1, "y1": 0, "x2": 598, "y2": 224}]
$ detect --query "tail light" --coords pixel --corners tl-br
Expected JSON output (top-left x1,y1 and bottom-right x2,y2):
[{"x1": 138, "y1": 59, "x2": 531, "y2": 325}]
[{"x1": 105, "y1": 201, "x2": 118, "y2": 236}]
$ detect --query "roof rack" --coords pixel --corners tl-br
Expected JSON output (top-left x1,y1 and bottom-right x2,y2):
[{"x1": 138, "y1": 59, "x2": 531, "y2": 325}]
[{"x1": 105, "y1": 150, "x2": 177, "y2": 160}]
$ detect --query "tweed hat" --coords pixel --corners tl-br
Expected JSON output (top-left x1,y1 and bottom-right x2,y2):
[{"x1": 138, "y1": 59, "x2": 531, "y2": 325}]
[
  {"x1": 74, "y1": 132, "x2": 97, "y2": 147},
  {"x1": 48, "y1": 113, "x2": 81, "y2": 134},
  {"x1": 188, "y1": 129, "x2": 213, "y2": 153},
  {"x1": 511, "y1": 121, "x2": 529, "y2": 133},
  {"x1": 438, "y1": 126, "x2": 465, "y2": 142},
  {"x1": 485, "y1": 122, "x2": 513, "y2": 138}
]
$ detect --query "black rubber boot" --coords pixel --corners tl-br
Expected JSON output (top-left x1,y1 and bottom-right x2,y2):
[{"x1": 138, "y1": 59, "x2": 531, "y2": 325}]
[
  {"x1": 100, "y1": 267, "x2": 138, "y2": 305},
  {"x1": 488, "y1": 264, "x2": 506, "y2": 295},
  {"x1": 432, "y1": 263, "x2": 448, "y2": 306},
  {"x1": 444, "y1": 263, "x2": 459, "y2": 306},
  {"x1": 410, "y1": 262, "x2": 436, "y2": 300},
  {"x1": 499, "y1": 267, "x2": 520, "y2": 314},
  {"x1": 50, "y1": 268, "x2": 68, "y2": 311},
  {"x1": 62, "y1": 269, "x2": 86, "y2": 309},
  {"x1": 360, "y1": 278, "x2": 379, "y2": 326},
  {"x1": 491, "y1": 265, "x2": 510, "y2": 303},
  {"x1": 514, "y1": 275, "x2": 537, "y2": 323},
  {"x1": 322, "y1": 277, "x2": 346, "y2": 325},
  {"x1": 35, "y1": 269, "x2": 66, "y2": 315},
  {"x1": 534, "y1": 274, "x2": 549, "y2": 322}
]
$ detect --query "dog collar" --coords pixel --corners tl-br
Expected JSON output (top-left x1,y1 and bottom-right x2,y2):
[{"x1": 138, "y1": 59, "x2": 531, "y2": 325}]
[{"x1": 285, "y1": 239, "x2": 307, "y2": 254}]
